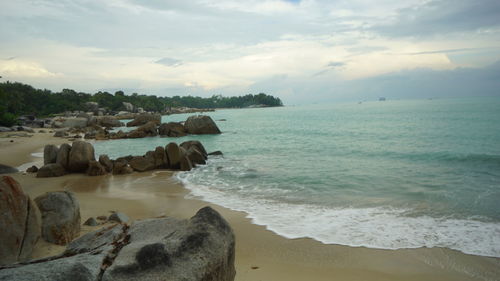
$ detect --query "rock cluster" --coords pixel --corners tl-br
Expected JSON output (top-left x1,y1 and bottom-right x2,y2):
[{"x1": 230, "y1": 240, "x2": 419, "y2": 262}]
[{"x1": 0, "y1": 207, "x2": 235, "y2": 281}]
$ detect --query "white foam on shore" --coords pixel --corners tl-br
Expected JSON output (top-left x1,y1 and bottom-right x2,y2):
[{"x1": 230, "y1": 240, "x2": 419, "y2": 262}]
[{"x1": 176, "y1": 170, "x2": 500, "y2": 258}]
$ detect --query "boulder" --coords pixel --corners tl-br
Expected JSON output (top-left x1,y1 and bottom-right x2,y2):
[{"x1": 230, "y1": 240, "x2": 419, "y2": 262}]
[
  {"x1": 108, "y1": 212, "x2": 129, "y2": 223},
  {"x1": 110, "y1": 130, "x2": 127, "y2": 139},
  {"x1": 56, "y1": 143, "x2": 71, "y2": 170},
  {"x1": 53, "y1": 129, "x2": 68, "y2": 137},
  {"x1": 137, "y1": 121, "x2": 158, "y2": 136},
  {"x1": 83, "y1": 217, "x2": 98, "y2": 226},
  {"x1": 122, "y1": 102, "x2": 134, "y2": 112},
  {"x1": 186, "y1": 147, "x2": 206, "y2": 166},
  {"x1": 180, "y1": 140, "x2": 208, "y2": 159},
  {"x1": 43, "y1": 144, "x2": 59, "y2": 165},
  {"x1": 0, "y1": 126, "x2": 12, "y2": 132},
  {"x1": 36, "y1": 163, "x2": 66, "y2": 178},
  {"x1": 153, "y1": 146, "x2": 168, "y2": 168},
  {"x1": 208, "y1": 151, "x2": 223, "y2": 156},
  {"x1": 16, "y1": 126, "x2": 35, "y2": 133},
  {"x1": 99, "y1": 155, "x2": 114, "y2": 172},
  {"x1": 158, "y1": 122, "x2": 187, "y2": 137},
  {"x1": 126, "y1": 129, "x2": 147, "y2": 139},
  {"x1": 166, "y1": 142, "x2": 181, "y2": 169},
  {"x1": 101, "y1": 207, "x2": 235, "y2": 281},
  {"x1": 85, "y1": 101, "x2": 99, "y2": 112},
  {"x1": 34, "y1": 191, "x2": 81, "y2": 245},
  {"x1": 0, "y1": 176, "x2": 41, "y2": 265},
  {"x1": 97, "y1": 116, "x2": 123, "y2": 127},
  {"x1": 62, "y1": 117, "x2": 88, "y2": 128},
  {"x1": 0, "y1": 164, "x2": 18, "y2": 174},
  {"x1": 184, "y1": 115, "x2": 221, "y2": 134},
  {"x1": 68, "y1": 141, "x2": 95, "y2": 172},
  {"x1": 26, "y1": 165, "x2": 38, "y2": 173},
  {"x1": 86, "y1": 160, "x2": 107, "y2": 176},
  {"x1": 129, "y1": 156, "x2": 155, "y2": 172},
  {"x1": 180, "y1": 155, "x2": 193, "y2": 171},
  {"x1": 112, "y1": 161, "x2": 133, "y2": 175},
  {"x1": 126, "y1": 113, "x2": 161, "y2": 127}
]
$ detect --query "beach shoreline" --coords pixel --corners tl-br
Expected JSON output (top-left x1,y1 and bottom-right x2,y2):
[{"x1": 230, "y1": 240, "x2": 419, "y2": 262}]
[{"x1": 1, "y1": 131, "x2": 499, "y2": 281}]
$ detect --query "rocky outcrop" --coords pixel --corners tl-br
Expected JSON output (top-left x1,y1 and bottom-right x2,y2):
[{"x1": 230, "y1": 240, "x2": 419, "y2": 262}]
[
  {"x1": 99, "y1": 155, "x2": 114, "y2": 173},
  {"x1": 181, "y1": 140, "x2": 208, "y2": 158},
  {"x1": 56, "y1": 143, "x2": 71, "y2": 170},
  {"x1": 0, "y1": 207, "x2": 235, "y2": 281},
  {"x1": 97, "y1": 116, "x2": 123, "y2": 127},
  {"x1": 85, "y1": 101, "x2": 99, "y2": 112},
  {"x1": 137, "y1": 121, "x2": 158, "y2": 136},
  {"x1": 109, "y1": 212, "x2": 129, "y2": 223},
  {"x1": 53, "y1": 129, "x2": 68, "y2": 138},
  {"x1": 34, "y1": 191, "x2": 81, "y2": 245},
  {"x1": 61, "y1": 117, "x2": 88, "y2": 128},
  {"x1": 112, "y1": 161, "x2": 133, "y2": 175},
  {"x1": 68, "y1": 141, "x2": 95, "y2": 172},
  {"x1": 26, "y1": 166, "x2": 38, "y2": 173},
  {"x1": 184, "y1": 115, "x2": 221, "y2": 134},
  {"x1": 122, "y1": 102, "x2": 134, "y2": 112},
  {"x1": 126, "y1": 113, "x2": 161, "y2": 127},
  {"x1": 0, "y1": 164, "x2": 18, "y2": 174},
  {"x1": 126, "y1": 130, "x2": 147, "y2": 139},
  {"x1": 158, "y1": 122, "x2": 187, "y2": 137},
  {"x1": 152, "y1": 146, "x2": 168, "y2": 168},
  {"x1": 0, "y1": 176, "x2": 41, "y2": 265},
  {"x1": 86, "y1": 160, "x2": 107, "y2": 176},
  {"x1": 129, "y1": 156, "x2": 155, "y2": 172},
  {"x1": 166, "y1": 142, "x2": 181, "y2": 169},
  {"x1": 36, "y1": 163, "x2": 66, "y2": 178},
  {"x1": 43, "y1": 144, "x2": 59, "y2": 165}
]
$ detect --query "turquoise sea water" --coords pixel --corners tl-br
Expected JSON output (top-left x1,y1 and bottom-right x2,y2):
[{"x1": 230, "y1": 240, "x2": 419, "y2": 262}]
[{"x1": 94, "y1": 98, "x2": 500, "y2": 257}]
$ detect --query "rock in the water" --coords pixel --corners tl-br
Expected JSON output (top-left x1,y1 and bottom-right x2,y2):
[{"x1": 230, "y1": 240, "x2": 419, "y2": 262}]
[
  {"x1": 137, "y1": 121, "x2": 158, "y2": 136},
  {"x1": 62, "y1": 117, "x2": 88, "y2": 128},
  {"x1": 208, "y1": 151, "x2": 224, "y2": 156},
  {"x1": 126, "y1": 113, "x2": 161, "y2": 127},
  {"x1": 56, "y1": 143, "x2": 71, "y2": 170},
  {"x1": 112, "y1": 161, "x2": 133, "y2": 175},
  {"x1": 36, "y1": 163, "x2": 66, "y2": 178},
  {"x1": 153, "y1": 146, "x2": 168, "y2": 168},
  {"x1": 181, "y1": 140, "x2": 208, "y2": 159},
  {"x1": 126, "y1": 129, "x2": 147, "y2": 139},
  {"x1": 0, "y1": 176, "x2": 41, "y2": 265},
  {"x1": 180, "y1": 154, "x2": 193, "y2": 171},
  {"x1": 129, "y1": 156, "x2": 155, "y2": 172},
  {"x1": 0, "y1": 164, "x2": 18, "y2": 174},
  {"x1": 43, "y1": 144, "x2": 59, "y2": 165},
  {"x1": 53, "y1": 129, "x2": 68, "y2": 137},
  {"x1": 108, "y1": 212, "x2": 129, "y2": 223},
  {"x1": 86, "y1": 160, "x2": 107, "y2": 176},
  {"x1": 184, "y1": 115, "x2": 221, "y2": 134},
  {"x1": 158, "y1": 122, "x2": 187, "y2": 137},
  {"x1": 96, "y1": 116, "x2": 123, "y2": 127},
  {"x1": 186, "y1": 147, "x2": 206, "y2": 166},
  {"x1": 34, "y1": 191, "x2": 81, "y2": 245},
  {"x1": 102, "y1": 207, "x2": 235, "y2": 281},
  {"x1": 26, "y1": 165, "x2": 38, "y2": 173},
  {"x1": 83, "y1": 217, "x2": 98, "y2": 226},
  {"x1": 166, "y1": 142, "x2": 181, "y2": 169},
  {"x1": 68, "y1": 141, "x2": 95, "y2": 172},
  {"x1": 99, "y1": 155, "x2": 113, "y2": 172}
]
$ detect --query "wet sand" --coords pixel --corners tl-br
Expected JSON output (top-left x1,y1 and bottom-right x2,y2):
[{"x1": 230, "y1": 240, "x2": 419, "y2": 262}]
[{"x1": 2, "y1": 132, "x2": 499, "y2": 281}]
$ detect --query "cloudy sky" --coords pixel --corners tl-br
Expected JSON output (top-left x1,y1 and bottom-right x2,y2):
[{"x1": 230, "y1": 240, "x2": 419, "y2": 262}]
[{"x1": 1, "y1": 0, "x2": 500, "y2": 103}]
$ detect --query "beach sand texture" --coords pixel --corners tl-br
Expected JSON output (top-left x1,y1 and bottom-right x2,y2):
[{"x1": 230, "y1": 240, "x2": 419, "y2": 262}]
[{"x1": 1, "y1": 130, "x2": 499, "y2": 281}]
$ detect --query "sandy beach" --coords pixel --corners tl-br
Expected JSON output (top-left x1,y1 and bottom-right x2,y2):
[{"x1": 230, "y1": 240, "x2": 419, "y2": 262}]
[{"x1": 1, "y1": 131, "x2": 499, "y2": 281}]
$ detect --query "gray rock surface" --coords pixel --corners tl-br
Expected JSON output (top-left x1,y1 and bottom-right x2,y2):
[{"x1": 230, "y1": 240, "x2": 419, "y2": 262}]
[
  {"x1": 129, "y1": 156, "x2": 155, "y2": 172},
  {"x1": 112, "y1": 161, "x2": 133, "y2": 175},
  {"x1": 126, "y1": 129, "x2": 147, "y2": 138},
  {"x1": 186, "y1": 147, "x2": 206, "y2": 166},
  {"x1": 0, "y1": 126, "x2": 12, "y2": 132},
  {"x1": 83, "y1": 217, "x2": 98, "y2": 226},
  {"x1": 158, "y1": 122, "x2": 187, "y2": 137},
  {"x1": 62, "y1": 117, "x2": 88, "y2": 128},
  {"x1": 86, "y1": 160, "x2": 107, "y2": 176},
  {"x1": 0, "y1": 164, "x2": 18, "y2": 174},
  {"x1": 166, "y1": 142, "x2": 181, "y2": 169},
  {"x1": 152, "y1": 146, "x2": 168, "y2": 168},
  {"x1": 109, "y1": 212, "x2": 130, "y2": 224},
  {"x1": 0, "y1": 176, "x2": 41, "y2": 265},
  {"x1": 56, "y1": 143, "x2": 71, "y2": 170},
  {"x1": 126, "y1": 113, "x2": 161, "y2": 127},
  {"x1": 36, "y1": 163, "x2": 66, "y2": 178},
  {"x1": 180, "y1": 140, "x2": 208, "y2": 158},
  {"x1": 43, "y1": 144, "x2": 59, "y2": 165},
  {"x1": 97, "y1": 116, "x2": 123, "y2": 127},
  {"x1": 34, "y1": 191, "x2": 81, "y2": 245},
  {"x1": 180, "y1": 154, "x2": 193, "y2": 171},
  {"x1": 184, "y1": 115, "x2": 221, "y2": 134},
  {"x1": 68, "y1": 141, "x2": 95, "y2": 172},
  {"x1": 99, "y1": 155, "x2": 113, "y2": 172},
  {"x1": 53, "y1": 129, "x2": 68, "y2": 137},
  {"x1": 137, "y1": 121, "x2": 158, "y2": 136},
  {"x1": 26, "y1": 166, "x2": 38, "y2": 173}
]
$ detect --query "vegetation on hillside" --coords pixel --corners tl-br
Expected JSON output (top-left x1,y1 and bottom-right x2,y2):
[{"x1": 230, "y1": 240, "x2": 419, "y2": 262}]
[{"x1": 0, "y1": 81, "x2": 283, "y2": 126}]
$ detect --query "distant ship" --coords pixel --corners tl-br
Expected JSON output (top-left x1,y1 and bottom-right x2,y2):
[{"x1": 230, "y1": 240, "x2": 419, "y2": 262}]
[{"x1": 379, "y1": 97, "x2": 386, "y2": 101}]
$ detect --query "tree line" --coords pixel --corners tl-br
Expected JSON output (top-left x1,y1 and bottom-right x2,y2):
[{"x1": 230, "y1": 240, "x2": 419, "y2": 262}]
[{"x1": 0, "y1": 81, "x2": 283, "y2": 126}]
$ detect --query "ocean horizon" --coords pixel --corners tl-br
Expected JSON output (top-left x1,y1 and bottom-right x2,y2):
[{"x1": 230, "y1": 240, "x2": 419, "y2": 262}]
[{"x1": 94, "y1": 97, "x2": 500, "y2": 258}]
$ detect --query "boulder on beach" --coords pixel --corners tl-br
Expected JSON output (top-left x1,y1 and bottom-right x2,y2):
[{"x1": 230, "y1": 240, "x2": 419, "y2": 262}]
[
  {"x1": 0, "y1": 164, "x2": 18, "y2": 174},
  {"x1": 126, "y1": 113, "x2": 161, "y2": 127},
  {"x1": 34, "y1": 191, "x2": 81, "y2": 245},
  {"x1": 43, "y1": 144, "x2": 59, "y2": 165},
  {"x1": 166, "y1": 142, "x2": 181, "y2": 169},
  {"x1": 0, "y1": 176, "x2": 41, "y2": 265},
  {"x1": 137, "y1": 121, "x2": 158, "y2": 136},
  {"x1": 53, "y1": 129, "x2": 68, "y2": 138},
  {"x1": 99, "y1": 154, "x2": 113, "y2": 172},
  {"x1": 153, "y1": 146, "x2": 168, "y2": 168},
  {"x1": 129, "y1": 156, "x2": 155, "y2": 172},
  {"x1": 97, "y1": 116, "x2": 123, "y2": 127},
  {"x1": 26, "y1": 165, "x2": 38, "y2": 173},
  {"x1": 56, "y1": 143, "x2": 71, "y2": 170},
  {"x1": 158, "y1": 122, "x2": 187, "y2": 137},
  {"x1": 108, "y1": 212, "x2": 129, "y2": 223},
  {"x1": 86, "y1": 160, "x2": 107, "y2": 176},
  {"x1": 112, "y1": 161, "x2": 133, "y2": 175},
  {"x1": 184, "y1": 115, "x2": 221, "y2": 134},
  {"x1": 68, "y1": 141, "x2": 95, "y2": 172},
  {"x1": 36, "y1": 163, "x2": 66, "y2": 178},
  {"x1": 61, "y1": 117, "x2": 88, "y2": 128},
  {"x1": 186, "y1": 146, "x2": 206, "y2": 166},
  {"x1": 83, "y1": 217, "x2": 98, "y2": 226},
  {"x1": 181, "y1": 140, "x2": 208, "y2": 159}
]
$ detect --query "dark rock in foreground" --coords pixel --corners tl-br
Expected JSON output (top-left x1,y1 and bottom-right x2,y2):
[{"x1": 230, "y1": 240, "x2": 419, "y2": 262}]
[
  {"x1": 0, "y1": 176, "x2": 41, "y2": 265},
  {"x1": 36, "y1": 163, "x2": 66, "y2": 178},
  {"x1": 0, "y1": 207, "x2": 235, "y2": 281}
]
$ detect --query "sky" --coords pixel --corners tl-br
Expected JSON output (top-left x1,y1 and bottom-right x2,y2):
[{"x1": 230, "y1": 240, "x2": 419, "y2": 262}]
[{"x1": 1, "y1": 0, "x2": 500, "y2": 103}]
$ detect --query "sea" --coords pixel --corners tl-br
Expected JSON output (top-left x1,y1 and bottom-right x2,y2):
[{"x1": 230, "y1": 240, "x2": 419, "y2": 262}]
[{"x1": 93, "y1": 97, "x2": 500, "y2": 258}]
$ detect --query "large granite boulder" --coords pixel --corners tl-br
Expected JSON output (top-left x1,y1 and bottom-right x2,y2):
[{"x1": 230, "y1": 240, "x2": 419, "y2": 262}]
[
  {"x1": 36, "y1": 163, "x2": 66, "y2": 178},
  {"x1": 0, "y1": 176, "x2": 41, "y2": 265},
  {"x1": 158, "y1": 122, "x2": 187, "y2": 137},
  {"x1": 86, "y1": 160, "x2": 107, "y2": 176},
  {"x1": 186, "y1": 147, "x2": 206, "y2": 166},
  {"x1": 97, "y1": 116, "x2": 123, "y2": 127},
  {"x1": 56, "y1": 143, "x2": 71, "y2": 170},
  {"x1": 112, "y1": 161, "x2": 134, "y2": 175},
  {"x1": 129, "y1": 156, "x2": 155, "y2": 172},
  {"x1": 127, "y1": 130, "x2": 147, "y2": 139},
  {"x1": 43, "y1": 144, "x2": 59, "y2": 165},
  {"x1": 122, "y1": 102, "x2": 134, "y2": 112},
  {"x1": 34, "y1": 191, "x2": 81, "y2": 245},
  {"x1": 153, "y1": 146, "x2": 168, "y2": 168},
  {"x1": 137, "y1": 121, "x2": 158, "y2": 136},
  {"x1": 68, "y1": 141, "x2": 95, "y2": 172},
  {"x1": 0, "y1": 164, "x2": 18, "y2": 174},
  {"x1": 180, "y1": 140, "x2": 208, "y2": 159},
  {"x1": 126, "y1": 113, "x2": 161, "y2": 127},
  {"x1": 166, "y1": 142, "x2": 181, "y2": 169},
  {"x1": 85, "y1": 101, "x2": 99, "y2": 112},
  {"x1": 99, "y1": 155, "x2": 114, "y2": 172},
  {"x1": 62, "y1": 117, "x2": 88, "y2": 128},
  {"x1": 184, "y1": 115, "x2": 221, "y2": 134}
]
